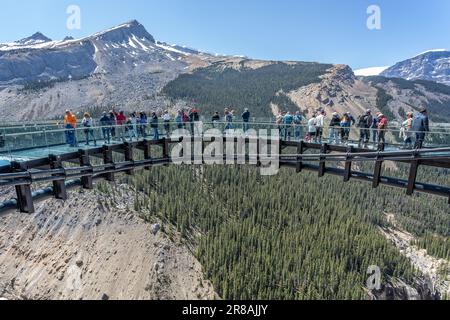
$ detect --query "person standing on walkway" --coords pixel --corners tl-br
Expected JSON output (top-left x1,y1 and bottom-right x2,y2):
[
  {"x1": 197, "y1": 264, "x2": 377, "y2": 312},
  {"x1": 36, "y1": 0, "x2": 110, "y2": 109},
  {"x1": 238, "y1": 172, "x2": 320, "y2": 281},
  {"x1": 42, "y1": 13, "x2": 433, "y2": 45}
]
[
  {"x1": 127, "y1": 112, "x2": 138, "y2": 141},
  {"x1": 377, "y1": 114, "x2": 388, "y2": 151},
  {"x1": 315, "y1": 110, "x2": 325, "y2": 143},
  {"x1": 109, "y1": 111, "x2": 117, "y2": 140},
  {"x1": 162, "y1": 110, "x2": 171, "y2": 137},
  {"x1": 329, "y1": 112, "x2": 341, "y2": 145},
  {"x1": 412, "y1": 107, "x2": 430, "y2": 149},
  {"x1": 293, "y1": 111, "x2": 303, "y2": 141},
  {"x1": 307, "y1": 114, "x2": 317, "y2": 143},
  {"x1": 358, "y1": 109, "x2": 373, "y2": 148},
  {"x1": 283, "y1": 111, "x2": 294, "y2": 141},
  {"x1": 242, "y1": 108, "x2": 251, "y2": 132},
  {"x1": 189, "y1": 108, "x2": 201, "y2": 136},
  {"x1": 340, "y1": 114, "x2": 351, "y2": 144},
  {"x1": 114, "y1": 110, "x2": 127, "y2": 142},
  {"x1": 224, "y1": 108, "x2": 234, "y2": 132},
  {"x1": 139, "y1": 112, "x2": 148, "y2": 138},
  {"x1": 99, "y1": 112, "x2": 111, "y2": 144},
  {"x1": 82, "y1": 112, "x2": 96, "y2": 146},
  {"x1": 212, "y1": 111, "x2": 221, "y2": 129},
  {"x1": 371, "y1": 112, "x2": 380, "y2": 146},
  {"x1": 182, "y1": 110, "x2": 189, "y2": 129},
  {"x1": 176, "y1": 110, "x2": 184, "y2": 129},
  {"x1": 401, "y1": 111, "x2": 414, "y2": 149},
  {"x1": 64, "y1": 110, "x2": 78, "y2": 147}
]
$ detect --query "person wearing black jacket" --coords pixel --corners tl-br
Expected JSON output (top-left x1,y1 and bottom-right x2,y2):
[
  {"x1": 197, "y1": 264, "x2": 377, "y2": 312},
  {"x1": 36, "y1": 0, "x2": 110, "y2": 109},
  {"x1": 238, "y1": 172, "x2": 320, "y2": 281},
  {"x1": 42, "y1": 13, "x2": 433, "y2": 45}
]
[
  {"x1": 358, "y1": 110, "x2": 373, "y2": 148},
  {"x1": 412, "y1": 107, "x2": 430, "y2": 149},
  {"x1": 242, "y1": 108, "x2": 250, "y2": 132},
  {"x1": 212, "y1": 111, "x2": 221, "y2": 128},
  {"x1": 151, "y1": 112, "x2": 159, "y2": 140},
  {"x1": 329, "y1": 112, "x2": 341, "y2": 144}
]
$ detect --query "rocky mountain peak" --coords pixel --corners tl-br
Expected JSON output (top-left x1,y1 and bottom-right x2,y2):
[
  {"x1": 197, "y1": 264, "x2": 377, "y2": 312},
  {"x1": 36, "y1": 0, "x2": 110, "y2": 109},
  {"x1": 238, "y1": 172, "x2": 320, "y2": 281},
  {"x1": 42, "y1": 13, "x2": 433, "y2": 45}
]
[
  {"x1": 92, "y1": 19, "x2": 155, "y2": 43},
  {"x1": 17, "y1": 32, "x2": 52, "y2": 45},
  {"x1": 381, "y1": 50, "x2": 450, "y2": 85}
]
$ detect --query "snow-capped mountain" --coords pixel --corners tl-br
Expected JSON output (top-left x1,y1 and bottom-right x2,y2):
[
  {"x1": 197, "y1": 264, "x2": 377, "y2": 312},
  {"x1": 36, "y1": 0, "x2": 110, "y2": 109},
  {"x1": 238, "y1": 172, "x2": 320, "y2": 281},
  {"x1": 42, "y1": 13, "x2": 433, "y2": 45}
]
[
  {"x1": 17, "y1": 32, "x2": 52, "y2": 45},
  {"x1": 380, "y1": 49, "x2": 450, "y2": 85},
  {"x1": 354, "y1": 66, "x2": 389, "y2": 77},
  {"x1": 0, "y1": 20, "x2": 220, "y2": 119},
  {"x1": 0, "y1": 20, "x2": 207, "y2": 86}
]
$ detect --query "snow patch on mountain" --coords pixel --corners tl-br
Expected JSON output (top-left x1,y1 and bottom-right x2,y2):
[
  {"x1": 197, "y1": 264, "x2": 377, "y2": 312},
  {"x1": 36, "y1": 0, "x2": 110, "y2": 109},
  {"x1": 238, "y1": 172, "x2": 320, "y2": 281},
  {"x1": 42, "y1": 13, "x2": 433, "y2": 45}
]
[{"x1": 354, "y1": 66, "x2": 389, "y2": 77}]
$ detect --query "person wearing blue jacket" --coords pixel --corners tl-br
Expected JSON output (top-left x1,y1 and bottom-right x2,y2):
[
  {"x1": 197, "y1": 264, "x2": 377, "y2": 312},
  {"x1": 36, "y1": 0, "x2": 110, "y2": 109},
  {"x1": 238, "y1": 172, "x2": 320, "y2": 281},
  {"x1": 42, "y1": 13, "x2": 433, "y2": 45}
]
[
  {"x1": 99, "y1": 112, "x2": 112, "y2": 144},
  {"x1": 412, "y1": 107, "x2": 430, "y2": 149}
]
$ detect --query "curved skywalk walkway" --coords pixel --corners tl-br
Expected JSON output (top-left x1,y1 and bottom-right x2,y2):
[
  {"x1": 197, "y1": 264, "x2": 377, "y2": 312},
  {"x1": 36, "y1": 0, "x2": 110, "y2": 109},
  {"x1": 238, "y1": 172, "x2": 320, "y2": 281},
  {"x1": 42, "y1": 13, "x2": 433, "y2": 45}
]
[{"x1": 0, "y1": 121, "x2": 449, "y2": 214}]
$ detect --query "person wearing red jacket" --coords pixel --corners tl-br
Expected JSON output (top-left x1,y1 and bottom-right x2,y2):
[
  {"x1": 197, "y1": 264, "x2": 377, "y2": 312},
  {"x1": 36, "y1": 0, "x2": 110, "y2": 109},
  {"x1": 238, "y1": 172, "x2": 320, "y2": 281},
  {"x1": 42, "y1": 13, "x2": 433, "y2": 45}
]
[{"x1": 113, "y1": 108, "x2": 127, "y2": 141}]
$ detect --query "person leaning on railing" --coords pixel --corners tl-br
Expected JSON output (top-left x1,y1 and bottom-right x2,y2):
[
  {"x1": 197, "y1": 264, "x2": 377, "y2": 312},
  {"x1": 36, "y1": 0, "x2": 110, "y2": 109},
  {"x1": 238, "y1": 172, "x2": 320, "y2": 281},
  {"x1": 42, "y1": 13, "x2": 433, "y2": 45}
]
[
  {"x1": 293, "y1": 111, "x2": 303, "y2": 141},
  {"x1": 329, "y1": 112, "x2": 341, "y2": 145},
  {"x1": 400, "y1": 112, "x2": 414, "y2": 149},
  {"x1": 315, "y1": 110, "x2": 325, "y2": 143},
  {"x1": 212, "y1": 111, "x2": 221, "y2": 129},
  {"x1": 242, "y1": 108, "x2": 250, "y2": 132},
  {"x1": 412, "y1": 107, "x2": 430, "y2": 149},
  {"x1": 81, "y1": 112, "x2": 97, "y2": 146},
  {"x1": 64, "y1": 110, "x2": 78, "y2": 148},
  {"x1": 377, "y1": 114, "x2": 388, "y2": 151},
  {"x1": 99, "y1": 112, "x2": 112, "y2": 144},
  {"x1": 357, "y1": 109, "x2": 373, "y2": 148}
]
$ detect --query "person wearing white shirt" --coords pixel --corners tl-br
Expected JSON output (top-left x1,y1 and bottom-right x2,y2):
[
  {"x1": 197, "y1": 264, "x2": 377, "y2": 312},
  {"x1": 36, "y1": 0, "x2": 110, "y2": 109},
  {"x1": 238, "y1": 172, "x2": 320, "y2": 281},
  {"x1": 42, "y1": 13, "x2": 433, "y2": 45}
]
[{"x1": 315, "y1": 111, "x2": 325, "y2": 143}]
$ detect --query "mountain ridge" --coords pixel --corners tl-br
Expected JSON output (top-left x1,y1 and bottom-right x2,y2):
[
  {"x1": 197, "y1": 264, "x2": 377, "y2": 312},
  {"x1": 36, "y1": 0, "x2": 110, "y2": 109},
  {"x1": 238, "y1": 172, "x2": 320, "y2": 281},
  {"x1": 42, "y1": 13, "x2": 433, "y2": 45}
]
[{"x1": 381, "y1": 50, "x2": 450, "y2": 85}]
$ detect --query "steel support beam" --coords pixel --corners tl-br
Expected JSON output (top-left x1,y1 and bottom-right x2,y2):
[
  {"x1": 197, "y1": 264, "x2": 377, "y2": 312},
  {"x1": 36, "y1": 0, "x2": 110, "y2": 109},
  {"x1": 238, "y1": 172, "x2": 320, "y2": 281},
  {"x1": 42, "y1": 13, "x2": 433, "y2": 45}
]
[
  {"x1": 49, "y1": 154, "x2": 67, "y2": 200},
  {"x1": 79, "y1": 149, "x2": 93, "y2": 189},
  {"x1": 103, "y1": 146, "x2": 115, "y2": 182},
  {"x1": 343, "y1": 146, "x2": 353, "y2": 182}
]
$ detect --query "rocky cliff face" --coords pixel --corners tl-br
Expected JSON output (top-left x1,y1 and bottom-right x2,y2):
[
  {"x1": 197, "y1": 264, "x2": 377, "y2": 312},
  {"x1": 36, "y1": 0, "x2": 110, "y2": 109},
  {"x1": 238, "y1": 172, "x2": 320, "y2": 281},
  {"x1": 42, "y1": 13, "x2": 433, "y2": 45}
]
[{"x1": 0, "y1": 184, "x2": 217, "y2": 300}]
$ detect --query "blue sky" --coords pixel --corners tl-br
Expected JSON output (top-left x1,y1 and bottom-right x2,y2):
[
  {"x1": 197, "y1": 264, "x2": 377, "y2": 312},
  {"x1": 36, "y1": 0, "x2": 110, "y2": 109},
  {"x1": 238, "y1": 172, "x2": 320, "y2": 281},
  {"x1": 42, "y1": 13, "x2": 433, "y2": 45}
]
[{"x1": 0, "y1": 0, "x2": 449, "y2": 69}]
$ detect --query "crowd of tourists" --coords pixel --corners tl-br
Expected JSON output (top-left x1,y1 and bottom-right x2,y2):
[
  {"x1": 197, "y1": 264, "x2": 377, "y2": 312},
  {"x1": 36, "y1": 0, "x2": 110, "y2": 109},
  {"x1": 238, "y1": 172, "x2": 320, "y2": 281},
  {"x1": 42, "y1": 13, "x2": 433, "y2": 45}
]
[{"x1": 62, "y1": 106, "x2": 430, "y2": 150}]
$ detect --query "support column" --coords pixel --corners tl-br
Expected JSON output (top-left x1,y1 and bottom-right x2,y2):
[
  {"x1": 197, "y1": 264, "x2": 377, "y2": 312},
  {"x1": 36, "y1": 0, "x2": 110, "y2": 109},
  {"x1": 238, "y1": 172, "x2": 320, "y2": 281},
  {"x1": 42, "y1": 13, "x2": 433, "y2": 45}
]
[
  {"x1": 406, "y1": 160, "x2": 419, "y2": 196},
  {"x1": 373, "y1": 153, "x2": 383, "y2": 189},
  {"x1": 12, "y1": 162, "x2": 34, "y2": 214},
  {"x1": 79, "y1": 149, "x2": 93, "y2": 189},
  {"x1": 343, "y1": 146, "x2": 353, "y2": 182},
  {"x1": 162, "y1": 137, "x2": 170, "y2": 166},
  {"x1": 103, "y1": 146, "x2": 115, "y2": 182},
  {"x1": 318, "y1": 143, "x2": 328, "y2": 177},
  {"x1": 49, "y1": 154, "x2": 67, "y2": 200},
  {"x1": 296, "y1": 141, "x2": 304, "y2": 173},
  {"x1": 124, "y1": 142, "x2": 134, "y2": 175},
  {"x1": 143, "y1": 140, "x2": 152, "y2": 171}
]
